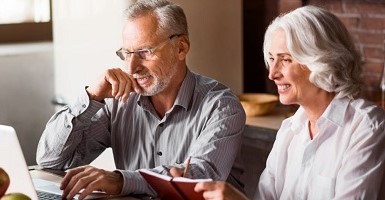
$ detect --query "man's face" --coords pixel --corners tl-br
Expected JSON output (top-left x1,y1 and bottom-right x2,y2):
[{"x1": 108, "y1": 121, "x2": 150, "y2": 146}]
[{"x1": 122, "y1": 15, "x2": 179, "y2": 96}]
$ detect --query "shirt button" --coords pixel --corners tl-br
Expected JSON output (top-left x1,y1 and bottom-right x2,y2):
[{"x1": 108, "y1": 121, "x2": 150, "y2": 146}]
[
  {"x1": 82, "y1": 104, "x2": 86, "y2": 108},
  {"x1": 66, "y1": 125, "x2": 71, "y2": 129},
  {"x1": 159, "y1": 123, "x2": 163, "y2": 127},
  {"x1": 157, "y1": 151, "x2": 162, "y2": 156}
]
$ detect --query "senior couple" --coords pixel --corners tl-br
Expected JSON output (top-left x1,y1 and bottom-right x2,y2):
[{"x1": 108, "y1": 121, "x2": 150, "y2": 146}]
[{"x1": 36, "y1": 0, "x2": 385, "y2": 199}]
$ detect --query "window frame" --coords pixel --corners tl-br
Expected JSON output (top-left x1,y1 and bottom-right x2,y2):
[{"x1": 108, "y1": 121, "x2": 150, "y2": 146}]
[
  {"x1": 0, "y1": 22, "x2": 52, "y2": 43},
  {"x1": 0, "y1": 0, "x2": 52, "y2": 44}
]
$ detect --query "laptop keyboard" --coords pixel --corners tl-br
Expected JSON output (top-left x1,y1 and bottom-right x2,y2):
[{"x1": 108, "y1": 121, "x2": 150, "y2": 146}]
[{"x1": 37, "y1": 190, "x2": 74, "y2": 200}]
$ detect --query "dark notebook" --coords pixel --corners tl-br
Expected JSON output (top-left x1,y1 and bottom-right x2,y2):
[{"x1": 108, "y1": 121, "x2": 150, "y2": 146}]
[{"x1": 139, "y1": 169, "x2": 212, "y2": 200}]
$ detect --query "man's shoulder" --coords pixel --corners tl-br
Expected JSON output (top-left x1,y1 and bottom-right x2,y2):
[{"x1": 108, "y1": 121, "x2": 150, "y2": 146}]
[
  {"x1": 192, "y1": 72, "x2": 232, "y2": 94},
  {"x1": 191, "y1": 73, "x2": 243, "y2": 111}
]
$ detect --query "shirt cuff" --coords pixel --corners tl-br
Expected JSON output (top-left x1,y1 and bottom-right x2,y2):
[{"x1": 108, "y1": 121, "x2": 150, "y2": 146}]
[
  {"x1": 115, "y1": 170, "x2": 156, "y2": 196},
  {"x1": 69, "y1": 88, "x2": 105, "y2": 119}
]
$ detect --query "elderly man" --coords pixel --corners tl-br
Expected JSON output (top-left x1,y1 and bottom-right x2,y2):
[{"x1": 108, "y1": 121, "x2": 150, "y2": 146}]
[{"x1": 36, "y1": 0, "x2": 245, "y2": 199}]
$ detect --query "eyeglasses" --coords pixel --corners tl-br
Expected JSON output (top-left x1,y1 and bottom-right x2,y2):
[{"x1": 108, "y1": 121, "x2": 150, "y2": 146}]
[{"x1": 116, "y1": 34, "x2": 180, "y2": 61}]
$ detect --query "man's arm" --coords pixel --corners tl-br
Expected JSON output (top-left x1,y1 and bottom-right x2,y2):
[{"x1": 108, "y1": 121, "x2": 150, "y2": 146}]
[
  {"x1": 36, "y1": 68, "x2": 136, "y2": 169},
  {"x1": 36, "y1": 89, "x2": 110, "y2": 169}
]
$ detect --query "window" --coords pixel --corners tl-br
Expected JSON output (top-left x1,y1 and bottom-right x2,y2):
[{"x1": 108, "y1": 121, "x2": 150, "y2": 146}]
[{"x1": 0, "y1": 0, "x2": 52, "y2": 43}]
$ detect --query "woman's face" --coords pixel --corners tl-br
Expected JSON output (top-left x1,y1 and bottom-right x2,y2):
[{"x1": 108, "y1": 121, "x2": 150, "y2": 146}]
[{"x1": 267, "y1": 29, "x2": 320, "y2": 106}]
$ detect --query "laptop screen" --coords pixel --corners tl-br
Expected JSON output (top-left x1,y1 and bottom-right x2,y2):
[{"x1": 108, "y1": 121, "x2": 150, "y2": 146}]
[{"x1": 0, "y1": 125, "x2": 38, "y2": 200}]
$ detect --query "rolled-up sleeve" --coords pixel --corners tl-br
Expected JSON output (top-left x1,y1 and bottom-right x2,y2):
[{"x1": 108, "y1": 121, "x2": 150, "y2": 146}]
[{"x1": 36, "y1": 88, "x2": 109, "y2": 169}]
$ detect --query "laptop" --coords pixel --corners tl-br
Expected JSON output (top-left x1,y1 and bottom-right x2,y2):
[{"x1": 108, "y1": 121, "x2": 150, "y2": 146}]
[{"x1": 0, "y1": 125, "x2": 110, "y2": 200}]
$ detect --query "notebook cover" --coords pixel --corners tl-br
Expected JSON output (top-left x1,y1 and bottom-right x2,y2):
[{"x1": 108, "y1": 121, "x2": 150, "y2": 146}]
[
  {"x1": 139, "y1": 170, "x2": 185, "y2": 200},
  {"x1": 139, "y1": 169, "x2": 212, "y2": 200},
  {"x1": 171, "y1": 179, "x2": 207, "y2": 200}
]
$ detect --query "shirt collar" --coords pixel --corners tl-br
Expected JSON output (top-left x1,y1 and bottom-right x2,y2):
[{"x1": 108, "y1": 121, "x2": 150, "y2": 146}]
[
  {"x1": 289, "y1": 96, "x2": 350, "y2": 133},
  {"x1": 174, "y1": 69, "x2": 195, "y2": 110},
  {"x1": 290, "y1": 106, "x2": 307, "y2": 132},
  {"x1": 319, "y1": 96, "x2": 350, "y2": 127}
]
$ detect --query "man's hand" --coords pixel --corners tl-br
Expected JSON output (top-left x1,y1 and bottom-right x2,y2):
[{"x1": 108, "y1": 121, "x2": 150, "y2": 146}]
[
  {"x1": 60, "y1": 166, "x2": 123, "y2": 200},
  {"x1": 194, "y1": 181, "x2": 249, "y2": 200},
  {"x1": 86, "y1": 68, "x2": 139, "y2": 102},
  {"x1": 169, "y1": 167, "x2": 183, "y2": 177}
]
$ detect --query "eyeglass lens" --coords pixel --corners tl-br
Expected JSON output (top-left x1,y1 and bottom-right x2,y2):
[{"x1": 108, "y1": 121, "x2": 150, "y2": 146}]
[{"x1": 116, "y1": 34, "x2": 180, "y2": 61}]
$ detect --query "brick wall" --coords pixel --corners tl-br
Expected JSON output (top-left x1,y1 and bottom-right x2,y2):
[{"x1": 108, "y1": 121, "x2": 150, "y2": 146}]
[{"x1": 279, "y1": 0, "x2": 385, "y2": 104}]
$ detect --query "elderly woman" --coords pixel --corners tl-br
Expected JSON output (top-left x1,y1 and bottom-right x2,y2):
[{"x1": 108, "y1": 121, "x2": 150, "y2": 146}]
[{"x1": 193, "y1": 5, "x2": 385, "y2": 200}]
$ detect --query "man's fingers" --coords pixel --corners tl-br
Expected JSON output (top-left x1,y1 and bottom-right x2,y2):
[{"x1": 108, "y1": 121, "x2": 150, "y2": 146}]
[
  {"x1": 62, "y1": 171, "x2": 88, "y2": 199},
  {"x1": 77, "y1": 185, "x2": 95, "y2": 200},
  {"x1": 61, "y1": 166, "x2": 93, "y2": 199},
  {"x1": 60, "y1": 166, "x2": 123, "y2": 200},
  {"x1": 122, "y1": 79, "x2": 132, "y2": 102},
  {"x1": 105, "y1": 69, "x2": 120, "y2": 97},
  {"x1": 116, "y1": 78, "x2": 126, "y2": 99},
  {"x1": 60, "y1": 167, "x2": 86, "y2": 189},
  {"x1": 66, "y1": 175, "x2": 96, "y2": 200},
  {"x1": 169, "y1": 167, "x2": 183, "y2": 177},
  {"x1": 115, "y1": 69, "x2": 132, "y2": 100},
  {"x1": 105, "y1": 68, "x2": 133, "y2": 100},
  {"x1": 128, "y1": 75, "x2": 141, "y2": 94},
  {"x1": 87, "y1": 67, "x2": 135, "y2": 101}
]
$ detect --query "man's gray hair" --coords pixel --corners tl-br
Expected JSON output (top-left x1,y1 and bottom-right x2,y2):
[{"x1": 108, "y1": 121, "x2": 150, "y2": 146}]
[
  {"x1": 124, "y1": 0, "x2": 189, "y2": 38},
  {"x1": 263, "y1": 5, "x2": 362, "y2": 99}
]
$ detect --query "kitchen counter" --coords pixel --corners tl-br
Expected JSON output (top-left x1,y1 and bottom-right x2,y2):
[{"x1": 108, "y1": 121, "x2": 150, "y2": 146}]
[
  {"x1": 243, "y1": 105, "x2": 295, "y2": 148},
  {"x1": 245, "y1": 105, "x2": 294, "y2": 130}
]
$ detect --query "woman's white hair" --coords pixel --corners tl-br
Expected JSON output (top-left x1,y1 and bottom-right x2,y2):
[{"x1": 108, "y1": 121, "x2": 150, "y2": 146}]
[{"x1": 263, "y1": 5, "x2": 362, "y2": 99}]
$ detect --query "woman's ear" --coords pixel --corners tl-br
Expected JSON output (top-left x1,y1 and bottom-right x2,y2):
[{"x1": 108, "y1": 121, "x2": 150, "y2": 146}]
[{"x1": 177, "y1": 35, "x2": 190, "y2": 60}]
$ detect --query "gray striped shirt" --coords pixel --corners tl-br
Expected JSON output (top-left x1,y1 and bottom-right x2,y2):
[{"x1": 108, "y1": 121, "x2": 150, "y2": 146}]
[{"x1": 36, "y1": 70, "x2": 246, "y2": 196}]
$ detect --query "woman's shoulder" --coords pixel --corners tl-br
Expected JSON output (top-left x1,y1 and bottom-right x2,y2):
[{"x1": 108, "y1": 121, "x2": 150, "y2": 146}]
[{"x1": 349, "y1": 98, "x2": 385, "y2": 123}]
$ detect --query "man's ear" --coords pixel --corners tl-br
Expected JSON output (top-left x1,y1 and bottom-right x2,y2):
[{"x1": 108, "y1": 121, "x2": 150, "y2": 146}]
[{"x1": 177, "y1": 35, "x2": 190, "y2": 60}]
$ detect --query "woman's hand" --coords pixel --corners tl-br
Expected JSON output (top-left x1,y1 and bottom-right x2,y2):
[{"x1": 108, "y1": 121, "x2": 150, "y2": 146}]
[{"x1": 194, "y1": 181, "x2": 249, "y2": 200}]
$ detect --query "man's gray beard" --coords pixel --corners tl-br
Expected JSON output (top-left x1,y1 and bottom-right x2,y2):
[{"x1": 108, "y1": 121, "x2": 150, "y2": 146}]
[
  {"x1": 139, "y1": 72, "x2": 170, "y2": 96},
  {"x1": 139, "y1": 81, "x2": 167, "y2": 96},
  {"x1": 141, "y1": 63, "x2": 178, "y2": 96}
]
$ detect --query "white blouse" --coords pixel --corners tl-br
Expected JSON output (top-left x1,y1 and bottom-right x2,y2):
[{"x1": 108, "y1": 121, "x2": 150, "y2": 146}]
[{"x1": 257, "y1": 97, "x2": 385, "y2": 200}]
